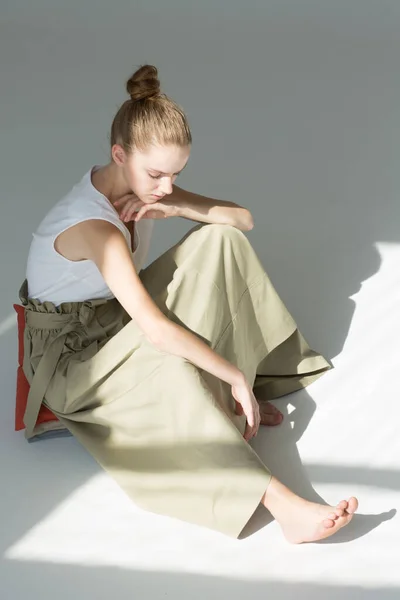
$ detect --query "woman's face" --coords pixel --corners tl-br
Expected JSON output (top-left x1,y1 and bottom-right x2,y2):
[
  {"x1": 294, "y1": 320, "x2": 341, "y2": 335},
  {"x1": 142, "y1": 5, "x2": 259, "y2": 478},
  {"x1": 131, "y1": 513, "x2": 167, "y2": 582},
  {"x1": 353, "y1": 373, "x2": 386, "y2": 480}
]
[{"x1": 119, "y1": 143, "x2": 191, "y2": 204}]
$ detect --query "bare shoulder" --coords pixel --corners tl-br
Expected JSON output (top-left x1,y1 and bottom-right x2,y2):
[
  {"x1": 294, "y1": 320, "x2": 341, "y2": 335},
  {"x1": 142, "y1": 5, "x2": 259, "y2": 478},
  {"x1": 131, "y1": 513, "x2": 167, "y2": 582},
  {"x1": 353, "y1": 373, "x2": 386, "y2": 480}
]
[{"x1": 54, "y1": 219, "x2": 125, "y2": 262}]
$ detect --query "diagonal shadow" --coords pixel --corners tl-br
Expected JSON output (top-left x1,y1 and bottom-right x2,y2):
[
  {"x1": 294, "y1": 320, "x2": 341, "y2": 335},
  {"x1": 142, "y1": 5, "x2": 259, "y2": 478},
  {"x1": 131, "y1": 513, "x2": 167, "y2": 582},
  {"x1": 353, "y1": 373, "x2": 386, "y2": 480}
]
[
  {"x1": 0, "y1": 559, "x2": 399, "y2": 600},
  {"x1": 1, "y1": 385, "x2": 396, "y2": 554}
]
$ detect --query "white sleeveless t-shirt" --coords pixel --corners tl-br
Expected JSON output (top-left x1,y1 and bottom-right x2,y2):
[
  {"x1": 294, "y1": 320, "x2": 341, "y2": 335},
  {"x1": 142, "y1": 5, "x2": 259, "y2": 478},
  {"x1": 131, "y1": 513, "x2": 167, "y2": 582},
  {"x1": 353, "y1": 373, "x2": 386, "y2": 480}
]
[{"x1": 26, "y1": 167, "x2": 154, "y2": 305}]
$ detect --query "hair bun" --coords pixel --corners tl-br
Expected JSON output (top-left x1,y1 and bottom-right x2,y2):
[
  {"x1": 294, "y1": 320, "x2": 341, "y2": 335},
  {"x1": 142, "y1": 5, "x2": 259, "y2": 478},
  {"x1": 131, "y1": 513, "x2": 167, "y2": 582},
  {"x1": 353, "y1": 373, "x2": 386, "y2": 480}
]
[{"x1": 126, "y1": 65, "x2": 161, "y2": 102}]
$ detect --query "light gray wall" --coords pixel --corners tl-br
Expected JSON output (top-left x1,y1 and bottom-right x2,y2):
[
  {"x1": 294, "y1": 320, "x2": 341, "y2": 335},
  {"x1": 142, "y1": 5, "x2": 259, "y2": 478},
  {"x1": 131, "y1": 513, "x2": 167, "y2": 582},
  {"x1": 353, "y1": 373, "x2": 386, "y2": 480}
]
[{"x1": 1, "y1": 1, "x2": 399, "y2": 422}]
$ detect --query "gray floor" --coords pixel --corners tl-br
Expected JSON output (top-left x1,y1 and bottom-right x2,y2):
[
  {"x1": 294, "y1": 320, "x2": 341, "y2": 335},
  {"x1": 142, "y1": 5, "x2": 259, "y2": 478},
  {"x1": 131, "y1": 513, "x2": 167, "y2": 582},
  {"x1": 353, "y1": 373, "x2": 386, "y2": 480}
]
[{"x1": 1, "y1": 2, "x2": 399, "y2": 599}]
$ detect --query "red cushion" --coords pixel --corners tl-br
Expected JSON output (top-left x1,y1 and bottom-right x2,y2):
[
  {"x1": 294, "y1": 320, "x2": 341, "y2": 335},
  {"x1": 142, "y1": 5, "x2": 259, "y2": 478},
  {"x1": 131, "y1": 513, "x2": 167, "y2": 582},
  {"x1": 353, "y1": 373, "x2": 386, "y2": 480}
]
[{"x1": 13, "y1": 304, "x2": 59, "y2": 431}]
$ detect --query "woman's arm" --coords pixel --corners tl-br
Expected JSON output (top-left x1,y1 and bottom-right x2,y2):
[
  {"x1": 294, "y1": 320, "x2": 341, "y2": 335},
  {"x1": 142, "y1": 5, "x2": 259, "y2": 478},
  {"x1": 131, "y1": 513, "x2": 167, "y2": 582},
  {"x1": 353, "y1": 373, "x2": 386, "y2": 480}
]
[
  {"x1": 62, "y1": 219, "x2": 260, "y2": 440},
  {"x1": 114, "y1": 187, "x2": 254, "y2": 231},
  {"x1": 76, "y1": 220, "x2": 244, "y2": 386},
  {"x1": 166, "y1": 185, "x2": 254, "y2": 231}
]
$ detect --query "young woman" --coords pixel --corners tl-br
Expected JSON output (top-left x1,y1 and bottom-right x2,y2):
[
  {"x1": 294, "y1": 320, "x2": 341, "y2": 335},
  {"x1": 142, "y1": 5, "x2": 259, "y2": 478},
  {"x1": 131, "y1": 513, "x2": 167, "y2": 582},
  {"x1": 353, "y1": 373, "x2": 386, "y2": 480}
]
[{"x1": 20, "y1": 65, "x2": 358, "y2": 543}]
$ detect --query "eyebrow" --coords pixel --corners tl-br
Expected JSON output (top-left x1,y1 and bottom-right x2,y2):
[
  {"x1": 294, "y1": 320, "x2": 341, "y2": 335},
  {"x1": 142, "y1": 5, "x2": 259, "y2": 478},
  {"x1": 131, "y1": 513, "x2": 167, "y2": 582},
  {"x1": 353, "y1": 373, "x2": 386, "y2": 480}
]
[{"x1": 148, "y1": 164, "x2": 187, "y2": 176}]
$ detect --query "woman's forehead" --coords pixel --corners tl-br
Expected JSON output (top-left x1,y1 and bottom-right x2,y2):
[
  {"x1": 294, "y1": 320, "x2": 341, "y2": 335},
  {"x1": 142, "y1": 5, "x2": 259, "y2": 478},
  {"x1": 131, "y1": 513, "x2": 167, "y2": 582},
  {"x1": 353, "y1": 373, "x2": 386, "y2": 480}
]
[{"x1": 138, "y1": 144, "x2": 190, "y2": 171}]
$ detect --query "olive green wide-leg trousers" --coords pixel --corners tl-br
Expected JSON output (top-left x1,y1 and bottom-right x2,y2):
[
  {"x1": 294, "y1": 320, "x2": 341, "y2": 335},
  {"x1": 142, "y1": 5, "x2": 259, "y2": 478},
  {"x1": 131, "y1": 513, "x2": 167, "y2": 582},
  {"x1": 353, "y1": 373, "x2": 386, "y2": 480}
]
[{"x1": 21, "y1": 224, "x2": 331, "y2": 537}]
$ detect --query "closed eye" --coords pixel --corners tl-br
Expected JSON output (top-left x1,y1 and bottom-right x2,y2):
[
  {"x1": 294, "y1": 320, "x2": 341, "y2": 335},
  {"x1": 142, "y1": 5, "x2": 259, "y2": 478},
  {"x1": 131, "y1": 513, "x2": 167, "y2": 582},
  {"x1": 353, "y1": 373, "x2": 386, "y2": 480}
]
[{"x1": 149, "y1": 173, "x2": 180, "y2": 179}]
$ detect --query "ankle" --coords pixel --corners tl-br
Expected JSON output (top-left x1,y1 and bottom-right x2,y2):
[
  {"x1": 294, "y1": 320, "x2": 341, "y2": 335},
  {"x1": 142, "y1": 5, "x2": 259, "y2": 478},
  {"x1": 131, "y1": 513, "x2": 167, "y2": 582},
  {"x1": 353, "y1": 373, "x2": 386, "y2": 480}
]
[{"x1": 261, "y1": 476, "x2": 302, "y2": 518}]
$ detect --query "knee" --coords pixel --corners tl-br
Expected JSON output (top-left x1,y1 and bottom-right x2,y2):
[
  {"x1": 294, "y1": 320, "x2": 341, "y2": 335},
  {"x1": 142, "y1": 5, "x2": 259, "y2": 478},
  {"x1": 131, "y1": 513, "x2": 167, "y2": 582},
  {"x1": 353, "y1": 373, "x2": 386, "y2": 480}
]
[{"x1": 203, "y1": 223, "x2": 246, "y2": 244}]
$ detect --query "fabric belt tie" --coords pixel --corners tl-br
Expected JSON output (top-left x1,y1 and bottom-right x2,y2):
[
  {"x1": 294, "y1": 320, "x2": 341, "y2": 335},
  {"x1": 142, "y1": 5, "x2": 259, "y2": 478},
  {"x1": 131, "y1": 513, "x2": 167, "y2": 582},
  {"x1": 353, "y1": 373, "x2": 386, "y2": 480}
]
[{"x1": 23, "y1": 302, "x2": 107, "y2": 440}]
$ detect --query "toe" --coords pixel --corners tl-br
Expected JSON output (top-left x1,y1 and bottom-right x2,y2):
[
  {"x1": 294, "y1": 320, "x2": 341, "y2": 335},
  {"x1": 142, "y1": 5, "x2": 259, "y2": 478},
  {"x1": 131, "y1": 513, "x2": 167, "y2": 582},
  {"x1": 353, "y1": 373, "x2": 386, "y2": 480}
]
[
  {"x1": 260, "y1": 413, "x2": 283, "y2": 426},
  {"x1": 337, "y1": 500, "x2": 348, "y2": 511},
  {"x1": 259, "y1": 405, "x2": 284, "y2": 426},
  {"x1": 260, "y1": 402, "x2": 280, "y2": 414},
  {"x1": 336, "y1": 513, "x2": 352, "y2": 529},
  {"x1": 323, "y1": 518, "x2": 335, "y2": 529},
  {"x1": 335, "y1": 508, "x2": 344, "y2": 518},
  {"x1": 347, "y1": 497, "x2": 358, "y2": 514}
]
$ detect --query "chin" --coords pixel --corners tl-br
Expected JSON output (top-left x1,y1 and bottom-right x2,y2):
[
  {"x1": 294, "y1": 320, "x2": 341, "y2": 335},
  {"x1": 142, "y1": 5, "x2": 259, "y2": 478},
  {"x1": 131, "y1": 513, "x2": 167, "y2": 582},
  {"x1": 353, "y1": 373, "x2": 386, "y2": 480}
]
[{"x1": 137, "y1": 193, "x2": 152, "y2": 204}]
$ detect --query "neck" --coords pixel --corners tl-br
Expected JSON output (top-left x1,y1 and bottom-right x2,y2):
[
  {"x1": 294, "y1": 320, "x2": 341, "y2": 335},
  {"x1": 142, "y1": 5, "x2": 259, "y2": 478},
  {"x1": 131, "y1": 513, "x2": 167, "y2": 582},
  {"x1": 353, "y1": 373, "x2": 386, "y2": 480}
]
[{"x1": 92, "y1": 162, "x2": 131, "y2": 206}]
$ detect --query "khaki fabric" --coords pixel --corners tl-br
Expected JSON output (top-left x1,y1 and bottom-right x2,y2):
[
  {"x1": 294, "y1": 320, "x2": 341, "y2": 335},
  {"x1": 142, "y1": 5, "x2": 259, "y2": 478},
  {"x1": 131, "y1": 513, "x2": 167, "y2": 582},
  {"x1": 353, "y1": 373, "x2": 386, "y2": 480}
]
[{"x1": 20, "y1": 223, "x2": 331, "y2": 537}]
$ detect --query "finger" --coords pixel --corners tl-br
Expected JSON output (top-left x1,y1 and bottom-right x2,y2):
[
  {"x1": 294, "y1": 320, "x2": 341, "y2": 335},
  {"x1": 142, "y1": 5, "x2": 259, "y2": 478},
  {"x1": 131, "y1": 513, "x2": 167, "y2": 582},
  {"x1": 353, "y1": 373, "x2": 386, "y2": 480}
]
[
  {"x1": 250, "y1": 415, "x2": 260, "y2": 438},
  {"x1": 255, "y1": 409, "x2": 261, "y2": 434},
  {"x1": 244, "y1": 421, "x2": 253, "y2": 441},
  {"x1": 134, "y1": 206, "x2": 148, "y2": 222},
  {"x1": 244, "y1": 416, "x2": 258, "y2": 440},
  {"x1": 246, "y1": 421, "x2": 255, "y2": 439},
  {"x1": 116, "y1": 199, "x2": 133, "y2": 213},
  {"x1": 234, "y1": 400, "x2": 244, "y2": 416},
  {"x1": 246, "y1": 412, "x2": 255, "y2": 429},
  {"x1": 122, "y1": 202, "x2": 142, "y2": 221},
  {"x1": 121, "y1": 209, "x2": 132, "y2": 222},
  {"x1": 119, "y1": 198, "x2": 143, "y2": 217},
  {"x1": 126, "y1": 206, "x2": 139, "y2": 222}
]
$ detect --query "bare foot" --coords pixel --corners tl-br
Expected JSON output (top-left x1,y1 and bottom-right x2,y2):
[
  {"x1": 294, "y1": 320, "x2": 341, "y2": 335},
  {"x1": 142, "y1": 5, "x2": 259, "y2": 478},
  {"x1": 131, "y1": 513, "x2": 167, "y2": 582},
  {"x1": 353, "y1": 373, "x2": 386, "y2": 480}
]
[
  {"x1": 262, "y1": 476, "x2": 359, "y2": 543},
  {"x1": 279, "y1": 496, "x2": 358, "y2": 543},
  {"x1": 259, "y1": 401, "x2": 283, "y2": 426}
]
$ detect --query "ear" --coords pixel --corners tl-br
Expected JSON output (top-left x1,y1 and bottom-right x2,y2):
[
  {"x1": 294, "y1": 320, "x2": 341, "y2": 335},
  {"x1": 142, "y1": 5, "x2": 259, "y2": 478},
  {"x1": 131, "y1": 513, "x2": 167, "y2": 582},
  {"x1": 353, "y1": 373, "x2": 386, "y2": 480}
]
[{"x1": 111, "y1": 144, "x2": 127, "y2": 167}]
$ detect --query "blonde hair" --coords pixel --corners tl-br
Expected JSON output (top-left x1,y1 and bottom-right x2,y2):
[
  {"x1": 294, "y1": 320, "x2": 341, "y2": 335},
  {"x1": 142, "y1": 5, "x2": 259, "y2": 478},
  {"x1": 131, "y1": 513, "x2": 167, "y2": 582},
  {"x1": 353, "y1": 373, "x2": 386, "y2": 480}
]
[{"x1": 110, "y1": 65, "x2": 192, "y2": 154}]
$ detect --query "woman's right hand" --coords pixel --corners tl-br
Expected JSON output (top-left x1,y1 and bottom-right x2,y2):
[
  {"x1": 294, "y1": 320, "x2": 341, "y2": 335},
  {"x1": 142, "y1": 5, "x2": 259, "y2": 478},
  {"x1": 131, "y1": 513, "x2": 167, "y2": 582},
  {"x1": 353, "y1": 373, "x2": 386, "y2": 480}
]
[{"x1": 231, "y1": 379, "x2": 261, "y2": 441}]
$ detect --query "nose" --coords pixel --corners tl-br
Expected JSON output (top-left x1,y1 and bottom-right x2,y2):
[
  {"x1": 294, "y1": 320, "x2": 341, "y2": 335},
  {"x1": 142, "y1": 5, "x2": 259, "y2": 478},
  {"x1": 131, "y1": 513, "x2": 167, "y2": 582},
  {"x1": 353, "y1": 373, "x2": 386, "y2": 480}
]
[{"x1": 159, "y1": 177, "x2": 173, "y2": 196}]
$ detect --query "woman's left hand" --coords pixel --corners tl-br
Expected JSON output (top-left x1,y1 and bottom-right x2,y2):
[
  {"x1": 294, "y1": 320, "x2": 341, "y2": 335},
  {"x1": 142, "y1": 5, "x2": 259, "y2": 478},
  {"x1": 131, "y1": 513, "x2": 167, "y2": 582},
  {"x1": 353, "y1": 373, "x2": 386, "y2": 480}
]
[{"x1": 114, "y1": 194, "x2": 178, "y2": 222}]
